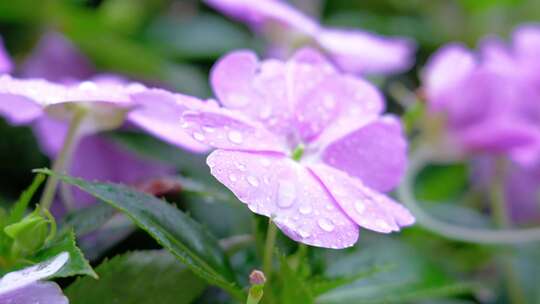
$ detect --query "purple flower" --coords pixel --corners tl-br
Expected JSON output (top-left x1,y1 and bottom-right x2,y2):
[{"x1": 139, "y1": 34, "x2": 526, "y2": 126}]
[
  {"x1": 204, "y1": 0, "x2": 415, "y2": 75},
  {"x1": 181, "y1": 48, "x2": 414, "y2": 249},
  {"x1": 0, "y1": 252, "x2": 69, "y2": 304},
  {"x1": 423, "y1": 33, "x2": 540, "y2": 166},
  {"x1": 0, "y1": 36, "x2": 12, "y2": 74}
]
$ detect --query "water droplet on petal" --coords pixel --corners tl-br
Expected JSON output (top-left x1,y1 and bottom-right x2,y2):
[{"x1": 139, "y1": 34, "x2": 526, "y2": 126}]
[
  {"x1": 79, "y1": 81, "x2": 97, "y2": 90},
  {"x1": 299, "y1": 204, "x2": 312, "y2": 215},
  {"x1": 277, "y1": 181, "x2": 296, "y2": 208},
  {"x1": 202, "y1": 126, "x2": 215, "y2": 133},
  {"x1": 318, "y1": 218, "x2": 335, "y2": 232},
  {"x1": 376, "y1": 219, "x2": 391, "y2": 231},
  {"x1": 193, "y1": 132, "x2": 205, "y2": 141},
  {"x1": 228, "y1": 130, "x2": 243, "y2": 144},
  {"x1": 355, "y1": 201, "x2": 365, "y2": 214},
  {"x1": 247, "y1": 176, "x2": 259, "y2": 187},
  {"x1": 235, "y1": 162, "x2": 247, "y2": 171},
  {"x1": 298, "y1": 228, "x2": 311, "y2": 239},
  {"x1": 228, "y1": 174, "x2": 238, "y2": 182}
]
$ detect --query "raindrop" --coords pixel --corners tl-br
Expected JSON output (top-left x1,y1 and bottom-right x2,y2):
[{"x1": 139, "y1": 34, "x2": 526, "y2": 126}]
[
  {"x1": 298, "y1": 228, "x2": 311, "y2": 239},
  {"x1": 228, "y1": 174, "x2": 238, "y2": 182},
  {"x1": 235, "y1": 162, "x2": 247, "y2": 171},
  {"x1": 277, "y1": 181, "x2": 296, "y2": 208},
  {"x1": 228, "y1": 130, "x2": 243, "y2": 144},
  {"x1": 355, "y1": 201, "x2": 365, "y2": 214},
  {"x1": 299, "y1": 204, "x2": 312, "y2": 215},
  {"x1": 193, "y1": 132, "x2": 205, "y2": 141},
  {"x1": 202, "y1": 126, "x2": 215, "y2": 133},
  {"x1": 376, "y1": 219, "x2": 391, "y2": 231},
  {"x1": 247, "y1": 176, "x2": 259, "y2": 187},
  {"x1": 318, "y1": 218, "x2": 335, "y2": 232}
]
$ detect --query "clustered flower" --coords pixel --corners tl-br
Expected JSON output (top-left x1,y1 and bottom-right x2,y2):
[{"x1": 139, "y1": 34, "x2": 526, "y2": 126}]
[
  {"x1": 181, "y1": 48, "x2": 414, "y2": 248},
  {"x1": 423, "y1": 24, "x2": 540, "y2": 222},
  {"x1": 205, "y1": 0, "x2": 415, "y2": 75}
]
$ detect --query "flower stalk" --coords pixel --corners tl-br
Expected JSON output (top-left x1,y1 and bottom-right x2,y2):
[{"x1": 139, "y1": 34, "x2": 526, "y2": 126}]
[{"x1": 39, "y1": 107, "x2": 87, "y2": 210}]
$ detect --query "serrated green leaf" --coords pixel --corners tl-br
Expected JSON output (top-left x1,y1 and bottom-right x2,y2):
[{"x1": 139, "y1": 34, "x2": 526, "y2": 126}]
[
  {"x1": 66, "y1": 250, "x2": 207, "y2": 304},
  {"x1": 63, "y1": 203, "x2": 117, "y2": 236},
  {"x1": 37, "y1": 169, "x2": 244, "y2": 300},
  {"x1": 279, "y1": 254, "x2": 314, "y2": 304},
  {"x1": 31, "y1": 229, "x2": 97, "y2": 279}
]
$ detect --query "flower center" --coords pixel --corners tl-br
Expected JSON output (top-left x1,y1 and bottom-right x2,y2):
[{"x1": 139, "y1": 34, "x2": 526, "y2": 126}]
[{"x1": 291, "y1": 144, "x2": 305, "y2": 162}]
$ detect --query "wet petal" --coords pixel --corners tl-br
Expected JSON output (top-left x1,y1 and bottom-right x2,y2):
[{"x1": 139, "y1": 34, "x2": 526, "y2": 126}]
[
  {"x1": 315, "y1": 28, "x2": 415, "y2": 75},
  {"x1": 423, "y1": 44, "x2": 476, "y2": 111},
  {"x1": 322, "y1": 116, "x2": 407, "y2": 192},
  {"x1": 295, "y1": 74, "x2": 383, "y2": 142},
  {"x1": 207, "y1": 150, "x2": 358, "y2": 248},
  {"x1": 0, "y1": 282, "x2": 68, "y2": 304},
  {"x1": 310, "y1": 164, "x2": 414, "y2": 232},
  {"x1": 0, "y1": 95, "x2": 42, "y2": 125},
  {"x1": 182, "y1": 108, "x2": 287, "y2": 153},
  {"x1": 128, "y1": 89, "x2": 209, "y2": 152}
]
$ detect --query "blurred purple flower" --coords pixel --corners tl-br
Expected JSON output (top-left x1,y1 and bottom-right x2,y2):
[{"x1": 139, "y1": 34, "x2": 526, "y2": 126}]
[
  {"x1": 423, "y1": 29, "x2": 540, "y2": 166},
  {"x1": 0, "y1": 37, "x2": 12, "y2": 74},
  {"x1": 0, "y1": 252, "x2": 69, "y2": 304},
  {"x1": 181, "y1": 48, "x2": 413, "y2": 248},
  {"x1": 205, "y1": 0, "x2": 415, "y2": 75}
]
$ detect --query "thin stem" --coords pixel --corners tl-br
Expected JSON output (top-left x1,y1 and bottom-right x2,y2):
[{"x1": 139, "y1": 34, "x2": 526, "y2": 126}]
[
  {"x1": 39, "y1": 108, "x2": 86, "y2": 210},
  {"x1": 489, "y1": 159, "x2": 526, "y2": 304},
  {"x1": 397, "y1": 148, "x2": 540, "y2": 244},
  {"x1": 263, "y1": 220, "x2": 278, "y2": 282}
]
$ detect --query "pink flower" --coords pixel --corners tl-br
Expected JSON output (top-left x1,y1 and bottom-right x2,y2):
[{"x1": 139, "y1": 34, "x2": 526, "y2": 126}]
[
  {"x1": 204, "y1": 0, "x2": 415, "y2": 75},
  {"x1": 181, "y1": 48, "x2": 414, "y2": 249},
  {"x1": 0, "y1": 75, "x2": 208, "y2": 152},
  {"x1": 0, "y1": 36, "x2": 12, "y2": 74}
]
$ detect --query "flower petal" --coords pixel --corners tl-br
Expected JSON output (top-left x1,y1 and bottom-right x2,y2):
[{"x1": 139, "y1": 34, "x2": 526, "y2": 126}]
[
  {"x1": 423, "y1": 44, "x2": 476, "y2": 111},
  {"x1": 315, "y1": 28, "x2": 415, "y2": 74},
  {"x1": 0, "y1": 95, "x2": 43, "y2": 125},
  {"x1": 0, "y1": 282, "x2": 68, "y2": 304},
  {"x1": 310, "y1": 164, "x2": 414, "y2": 232},
  {"x1": 0, "y1": 36, "x2": 12, "y2": 74},
  {"x1": 207, "y1": 150, "x2": 358, "y2": 248},
  {"x1": 321, "y1": 116, "x2": 407, "y2": 192},
  {"x1": 295, "y1": 74, "x2": 383, "y2": 142},
  {"x1": 182, "y1": 107, "x2": 287, "y2": 153},
  {"x1": 128, "y1": 89, "x2": 209, "y2": 152}
]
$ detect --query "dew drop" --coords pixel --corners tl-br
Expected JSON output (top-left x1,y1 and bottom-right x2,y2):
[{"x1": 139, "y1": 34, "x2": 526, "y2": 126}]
[
  {"x1": 376, "y1": 219, "x2": 391, "y2": 231},
  {"x1": 228, "y1": 174, "x2": 238, "y2": 182},
  {"x1": 79, "y1": 81, "x2": 97, "y2": 90},
  {"x1": 193, "y1": 132, "x2": 205, "y2": 141},
  {"x1": 318, "y1": 218, "x2": 335, "y2": 232},
  {"x1": 247, "y1": 176, "x2": 259, "y2": 187},
  {"x1": 298, "y1": 228, "x2": 311, "y2": 239},
  {"x1": 299, "y1": 204, "x2": 312, "y2": 215},
  {"x1": 228, "y1": 130, "x2": 243, "y2": 144},
  {"x1": 202, "y1": 126, "x2": 215, "y2": 133},
  {"x1": 277, "y1": 181, "x2": 296, "y2": 208},
  {"x1": 235, "y1": 162, "x2": 247, "y2": 171},
  {"x1": 355, "y1": 201, "x2": 365, "y2": 214}
]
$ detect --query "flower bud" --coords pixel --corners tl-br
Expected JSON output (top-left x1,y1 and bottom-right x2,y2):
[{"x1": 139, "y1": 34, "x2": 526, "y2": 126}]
[{"x1": 4, "y1": 208, "x2": 53, "y2": 255}]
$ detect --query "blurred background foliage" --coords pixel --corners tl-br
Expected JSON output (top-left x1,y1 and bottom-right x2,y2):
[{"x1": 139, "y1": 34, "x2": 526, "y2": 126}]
[{"x1": 1, "y1": 1, "x2": 539, "y2": 303}]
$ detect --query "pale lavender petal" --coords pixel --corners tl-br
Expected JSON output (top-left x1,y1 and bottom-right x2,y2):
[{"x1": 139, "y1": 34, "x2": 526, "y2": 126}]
[
  {"x1": 207, "y1": 150, "x2": 359, "y2": 248},
  {"x1": 295, "y1": 74, "x2": 383, "y2": 142},
  {"x1": 128, "y1": 89, "x2": 209, "y2": 152},
  {"x1": 21, "y1": 32, "x2": 95, "y2": 82},
  {"x1": 311, "y1": 164, "x2": 414, "y2": 232},
  {"x1": 423, "y1": 44, "x2": 476, "y2": 111},
  {"x1": 322, "y1": 116, "x2": 407, "y2": 192},
  {"x1": 0, "y1": 95, "x2": 43, "y2": 125},
  {"x1": 315, "y1": 28, "x2": 415, "y2": 74},
  {"x1": 182, "y1": 108, "x2": 287, "y2": 153},
  {"x1": 204, "y1": 0, "x2": 319, "y2": 35},
  {"x1": 513, "y1": 24, "x2": 540, "y2": 60},
  {"x1": 0, "y1": 282, "x2": 68, "y2": 304},
  {"x1": 33, "y1": 117, "x2": 68, "y2": 156},
  {"x1": 505, "y1": 163, "x2": 540, "y2": 223},
  {"x1": 0, "y1": 37, "x2": 12, "y2": 74}
]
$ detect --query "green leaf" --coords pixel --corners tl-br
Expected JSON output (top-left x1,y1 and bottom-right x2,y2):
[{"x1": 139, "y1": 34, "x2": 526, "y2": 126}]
[
  {"x1": 279, "y1": 254, "x2": 314, "y2": 304},
  {"x1": 66, "y1": 250, "x2": 207, "y2": 304},
  {"x1": 31, "y1": 229, "x2": 97, "y2": 279},
  {"x1": 317, "y1": 237, "x2": 474, "y2": 304},
  {"x1": 7, "y1": 173, "x2": 45, "y2": 225},
  {"x1": 415, "y1": 163, "x2": 469, "y2": 202},
  {"x1": 37, "y1": 169, "x2": 243, "y2": 300},
  {"x1": 63, "y1": 203, "x2": 117, "y2": 236},
  {"x1": 145, "y1": 14, "x2": 252, "y2": 60}
]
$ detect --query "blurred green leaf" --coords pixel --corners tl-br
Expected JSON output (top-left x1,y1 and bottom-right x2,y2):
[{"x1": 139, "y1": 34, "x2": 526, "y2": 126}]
[
  {"x1": 7, "y1": 174, "x2": 45, "y2": 225},
  {"x1": 280, "y1": 254, "x2": 314, "y2": 304},
  {"x1": 66, "y1": 250, "x2": 207, "y2": 304},
  {"x1": 37, "y1": 169, "x2": 244, "y2": 300},
  {"x1": 415, "y1": 163, "x2": 469, "y2": 202},
  {"x1": 317, "y1": 237, "x2": 474, "y2": 304},
  {"x1": 63, "y1": 202, "x2": 117, "y2": 236},
  {"x1": 30, "y1": 229, "x2": 97, "y2": 279},
  {"x1": 145, "y1": 14, "x2": 252, "y2": 60}
]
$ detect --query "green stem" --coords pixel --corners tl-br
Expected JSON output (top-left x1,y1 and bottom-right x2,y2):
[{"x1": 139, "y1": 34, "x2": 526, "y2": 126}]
[
  {"x1": 39, "y1": 109, "x2": 86, "y2": 210},
  {"x1": 489, "y1": 159, "x2": 526, "y2": 304},
  {"x1": 397, "y1": 148, "x2": 540, "y2": 244},
  {"x1": 263, "y1": 220, "x2": 277, "y2": 283}
]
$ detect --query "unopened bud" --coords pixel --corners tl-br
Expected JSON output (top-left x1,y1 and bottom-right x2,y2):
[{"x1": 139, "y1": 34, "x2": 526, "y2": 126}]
[{"x1": 249, "y1": 270, "x2": 266, "y2": 286}]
